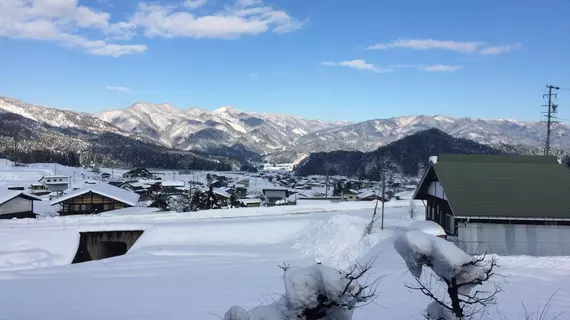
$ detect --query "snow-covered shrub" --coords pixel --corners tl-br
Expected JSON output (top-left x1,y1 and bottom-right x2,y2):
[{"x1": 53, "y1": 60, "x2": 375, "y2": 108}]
[
  {"x1": 222, "y1": 263, "x2": 378, "y2": 320},
  {"x1": 394, "y1": 231, "x2": 500, "y2": 320}
]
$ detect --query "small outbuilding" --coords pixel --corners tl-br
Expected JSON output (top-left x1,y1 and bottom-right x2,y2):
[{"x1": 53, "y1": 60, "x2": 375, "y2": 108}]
[
  {"x1": 0, "y1": 190, "x2": 42, "y2": 219},
  {"x1": 51, "y1": 183, "x2": 140, "y2": 216},
  {"x1": 414, "y1": 154, "x2": 570, "y2": 256}
]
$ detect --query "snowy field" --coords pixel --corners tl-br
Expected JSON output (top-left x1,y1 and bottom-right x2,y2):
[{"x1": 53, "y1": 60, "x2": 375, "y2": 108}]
[{"x1": 0, "y1": 202, "x2": 569, "y2": 319}]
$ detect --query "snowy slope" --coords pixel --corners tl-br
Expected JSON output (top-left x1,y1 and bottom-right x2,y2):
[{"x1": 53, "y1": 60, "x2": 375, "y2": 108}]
[
  {"x1": 0, "y1": 96, "x2": 125, "y2": 135},
  {"x1": 0, "y1": 205, "x2": 568, "y2": 319}
]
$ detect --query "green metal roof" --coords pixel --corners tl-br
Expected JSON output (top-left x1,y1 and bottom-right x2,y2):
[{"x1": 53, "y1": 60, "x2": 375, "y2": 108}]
[
  {"x1": 437, "y1": 154, "x2": 559, "y2": 164},
  {"x1": 419, "y1": 155, "x2": 570, "y2": 219}
]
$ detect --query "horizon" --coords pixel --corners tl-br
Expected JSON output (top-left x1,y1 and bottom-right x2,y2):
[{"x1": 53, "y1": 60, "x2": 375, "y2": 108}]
[
  {"x1": 3, "y1": 94, "x2": 564, "y2": 125},
  {"x1": 1, "y1": 0, "x2": 569, "y2": 123}
]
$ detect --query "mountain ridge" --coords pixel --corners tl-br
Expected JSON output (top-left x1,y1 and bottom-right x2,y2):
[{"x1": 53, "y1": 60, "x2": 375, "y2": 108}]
[{"x1": 2, "y1": 96, "x2": 569, "y2": 164}]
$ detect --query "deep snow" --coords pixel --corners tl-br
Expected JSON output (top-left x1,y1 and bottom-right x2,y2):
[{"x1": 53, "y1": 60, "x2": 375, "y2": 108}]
[{"x1": 0, "y1": 203, "x2": 568, "y2": 320}]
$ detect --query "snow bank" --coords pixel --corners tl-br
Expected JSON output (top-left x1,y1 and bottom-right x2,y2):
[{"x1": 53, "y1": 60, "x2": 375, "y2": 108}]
[
  {"x1": 0, "y1": 229, "x2": 79, "y2": 271},
  {"x1": 292, "y1": 215, "x2": 384, "y2": 269}
]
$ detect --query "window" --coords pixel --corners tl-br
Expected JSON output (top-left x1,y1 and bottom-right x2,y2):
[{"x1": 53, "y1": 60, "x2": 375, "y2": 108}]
[
  {"x1": 103, "y1": 204, "x2": 111, "y2": 211},
  {"x1": 59, "y1": 179, "x2": 62, "y2": 182},
  {"x1": 47, "y1": 179, "x2": 51, "y2": 182},
  {"x1": 446, "y1": 214, "x2": 455, "y2": 235}
]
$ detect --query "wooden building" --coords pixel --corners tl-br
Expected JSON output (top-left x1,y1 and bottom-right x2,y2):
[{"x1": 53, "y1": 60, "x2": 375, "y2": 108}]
[
  {"x1": 0, "y1": 189, "x2": 42, "y2": 219},
  {"x1": 51, "y1": 183, "x2": 140, "y2": 216},
  {"x1": 414, "y1": 154, "x2": 570, "y2": 256}
]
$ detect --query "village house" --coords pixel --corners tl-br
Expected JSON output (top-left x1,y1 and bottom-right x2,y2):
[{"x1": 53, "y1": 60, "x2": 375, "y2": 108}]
[
  {"x1": 239, "y1": 198, "x2": 262, "y2": 207},
  {"x1": 29, "y1": 183, "x2": 50, "y2": 196},
  {"x1": 0, "y1": 189, "x2": 42, "y2": 219},
  {"x1": 357, "y1": 191, "x2": 387, "y2": 202},
  {"x1": 51, "y1": 183, "x2": 140, "y2": 216},
  {"x1": 123, "y1": 168, "x2": 153, "y2": 179},
  {"x1": 262, "y1": 188, "x2": 289, "y2": 206},
  {"x1": 414, "y1": 154, "x2": 570, "y2": 256},
  {"x1": 39, "y1": 175, "x2": 69, "y2": 193},
  {"x1": 341, "y1": 189, "x2": 359, "y2": 201}
]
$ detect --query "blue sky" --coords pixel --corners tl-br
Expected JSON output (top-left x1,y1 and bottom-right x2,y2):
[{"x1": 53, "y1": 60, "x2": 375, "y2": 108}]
[{"x1": 1, "y1": 0, "x2": 569, "y2": 123}]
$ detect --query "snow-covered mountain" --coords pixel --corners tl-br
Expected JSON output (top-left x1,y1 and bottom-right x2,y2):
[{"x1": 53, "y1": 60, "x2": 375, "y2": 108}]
[
  {"x1": 2, "y1": 96, "x2": 569, "y2": 164},
  {"x1": 0, "y1": 97, "x2": 125, "y2": 135},
  {"x1": 97, "y1": 103, "x2": 337, "y2": 156},
  {"x1": 264, "y1": 115, "x2": 570, "y2": 162}
]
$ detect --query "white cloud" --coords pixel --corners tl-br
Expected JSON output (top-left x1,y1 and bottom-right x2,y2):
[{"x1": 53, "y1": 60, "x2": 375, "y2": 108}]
[
  {"x1": 322, "y1": 60, "x2": 389, "y2": 73},
  {"x1": 183, "y1": 0, "x2": 207, "y2": 9},
  {"x1": 0, "y1": 0, "x2": 144, "y2": 56},
  {"x1": 420, "y1": 65, "x2": 462, "y2": 72},
  {"x1": 0, "y1": 0, "x2": 302, "y2": 56},
  {"x1": 479, "y1": 43, "x2": 522, "y2": 55},
  {"x1": 369, "y1": 39, "x2": 520, "y2": 55},
  {"x1": 106, "y1": 86, "x2": 131, "y2": 92},
  {"x1": 130, "y1": 1, "x2": 303, "y2": 39}
]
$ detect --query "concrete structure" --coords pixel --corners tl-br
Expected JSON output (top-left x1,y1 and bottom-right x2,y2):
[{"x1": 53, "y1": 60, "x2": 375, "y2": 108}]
[
  {"x1": 0, "y1": 190, "x2": 41, "y2": 219},
  {"x1": 39, "y1": 175, "x2": 69, "y2": 193},
  {"x1": 73, "y1": 230, "x2": 143, "y2": 263},
  {"x1": 262, "y1": 188, "x2": 289, "y2": 206},
  {"x1": 414, "y1": 154, "x2": 570, "y2": 256}
]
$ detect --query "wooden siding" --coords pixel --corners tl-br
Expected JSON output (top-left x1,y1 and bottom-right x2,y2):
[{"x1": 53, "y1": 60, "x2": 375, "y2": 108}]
[{"x1": 59, "y1": 192, "x2": 130, "y2": 215}]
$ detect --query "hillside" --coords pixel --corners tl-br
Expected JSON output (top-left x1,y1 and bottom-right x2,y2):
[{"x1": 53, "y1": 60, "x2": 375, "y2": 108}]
[
  {"x1": 295, "y1": 128, "x2": 508, "y2": 178},
  {"x1": 0, "y1": 112, "x2": 234, "y2": 170}
]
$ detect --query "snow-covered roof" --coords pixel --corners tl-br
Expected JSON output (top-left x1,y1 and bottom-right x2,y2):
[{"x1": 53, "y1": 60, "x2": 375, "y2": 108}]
[
  {"x1": 99, "y1": 206, "x2": 161, "y2": 216},
  {"x1": 50, "y1": 183, "x2": 140, "y2": 207},
  {"x1": 161, "y1": 181, "x2": 185, "y2": 187},
  {"x1": 240, "y1": 198, "x2": 261, "y2": 204},
  {"x1": 213, "y1": 188, "x2": 231, "y2": 199},
  {"x1": 0, "y1": 189, "x2": 42, "y2": 205}
]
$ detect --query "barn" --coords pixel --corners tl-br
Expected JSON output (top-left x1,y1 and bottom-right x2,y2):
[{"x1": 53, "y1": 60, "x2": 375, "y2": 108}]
[{"x1": 414, "y1": 154, "x2": 570, "y2": 256}]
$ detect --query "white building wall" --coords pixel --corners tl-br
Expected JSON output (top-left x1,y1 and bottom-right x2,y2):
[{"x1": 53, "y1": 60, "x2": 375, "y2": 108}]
[
  {"x1": 455, "y1": 222, "x2": 570, "y2": 256},
  {"x1": 0, "y1": 197, "x2": 32, "y2": 215},
  {"x1": 427, "y1": 181, "x2": 447, "y2": 200}
]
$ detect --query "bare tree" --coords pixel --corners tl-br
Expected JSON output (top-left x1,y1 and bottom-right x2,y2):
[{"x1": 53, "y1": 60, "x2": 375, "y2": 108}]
[
  {"x1": 408, "y1": 255, "x2": 500, "y2": 319},
  {"x1": 409, "y1": 200, "x2": 417, "y2": 219},
  {"x1": 395, "y1": 231, "x2": 502, "y2": 320}
]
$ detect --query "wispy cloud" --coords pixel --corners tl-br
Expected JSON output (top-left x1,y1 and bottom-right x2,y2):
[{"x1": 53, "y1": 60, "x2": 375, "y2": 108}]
[
  {"x1": 420, "y1": 65, "x2": 462, "y2": 72},
  {"x1": 479, "y1": 43, "x2": 522, "y2": 55},
  {"x1": 106, "y1": 86, "x2": 131, "y2": 92},
  {"x1": 369, "y1": 39, "x2": 482, "y2": 53},
  {"x1": 369, "y1": 39, "x2": 521, "y2": 55},
  {"x1": 322, "y1": 60, "x2": 389, "y2": 73},
  {"x1": 183, "y1": 0, "x2": 208, "y2": 9}
]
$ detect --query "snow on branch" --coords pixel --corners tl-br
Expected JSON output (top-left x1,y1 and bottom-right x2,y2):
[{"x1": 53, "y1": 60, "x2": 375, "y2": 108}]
[
  {"x1": 222, "y1": 262, "x2": 380, "y2": 320},
  {"x1": 394, "y1": 231, "x2": 501, "y2": 319}
]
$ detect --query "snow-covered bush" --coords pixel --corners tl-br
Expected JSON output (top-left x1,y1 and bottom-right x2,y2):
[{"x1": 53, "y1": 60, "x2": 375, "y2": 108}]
[
  {"x1": 394, "y1": 231, "x2": 500, "y2": 320},
  {"x1": 223, "y1": 263, "x2": 378, "y2": 320}
]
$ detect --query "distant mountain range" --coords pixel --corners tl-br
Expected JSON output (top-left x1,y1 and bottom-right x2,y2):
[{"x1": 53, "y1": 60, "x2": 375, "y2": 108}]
[
  {"x1": 295, "y1": 128, "x2": 509, "y2": 179},
  {"x1": 0, "y1": 98, "x2": 236, "y2": 170},
  {"x1": 1, "y1": 96, "x2": 569, "y2": 167}
]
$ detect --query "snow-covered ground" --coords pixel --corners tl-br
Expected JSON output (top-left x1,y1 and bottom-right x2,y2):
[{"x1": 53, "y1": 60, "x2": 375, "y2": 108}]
[{"x1": 0, "y1": 202, "x2": 568, "y2": 319}]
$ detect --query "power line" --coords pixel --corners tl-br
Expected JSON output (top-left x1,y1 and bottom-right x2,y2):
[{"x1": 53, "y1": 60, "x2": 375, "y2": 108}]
[{"x1": 542, "y1": 85, "x2": 560, "y2": 156}]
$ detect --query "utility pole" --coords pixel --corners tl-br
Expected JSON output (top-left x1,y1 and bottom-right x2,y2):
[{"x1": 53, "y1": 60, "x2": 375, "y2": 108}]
[
  {"x1": 543, "y1": 85, "x2": 560, "y2": 156},
  {"x1": 380, "y1": 171, "x2": 386, "y2": 230}
]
